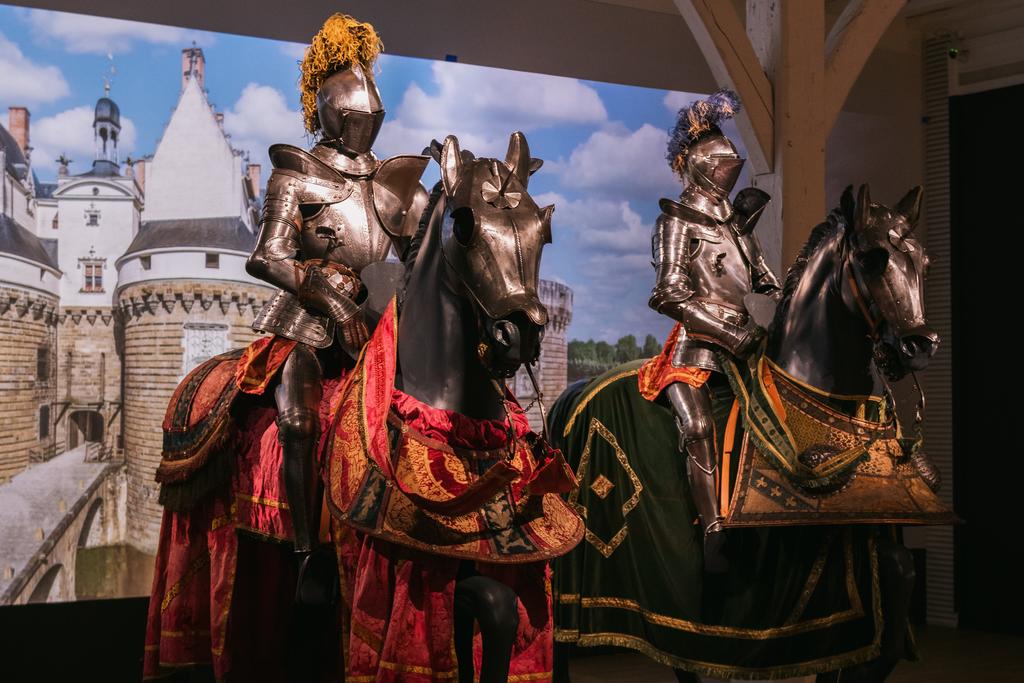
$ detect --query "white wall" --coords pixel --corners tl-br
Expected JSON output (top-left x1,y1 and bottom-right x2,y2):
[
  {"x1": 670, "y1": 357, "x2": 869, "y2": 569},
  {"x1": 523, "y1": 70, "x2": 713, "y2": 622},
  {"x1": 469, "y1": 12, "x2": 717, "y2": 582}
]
[
  {"x1": 0, "y1": 253, "x2": 61, "y2": 296},
  {"x1": 142, "y1": 77, "x2": 246, "y2": 223},
  {"x1": 116, "y1": 248, "x2": 262, "y2": 289},
  {"x1": 49, "y1": 177, "x2": 141, "y2": 308}
]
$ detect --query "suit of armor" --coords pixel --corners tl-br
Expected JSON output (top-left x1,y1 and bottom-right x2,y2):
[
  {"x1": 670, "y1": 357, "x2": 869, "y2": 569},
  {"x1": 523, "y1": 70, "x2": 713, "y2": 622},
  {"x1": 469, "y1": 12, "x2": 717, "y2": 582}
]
[
  {"x1": 649, "y1": 125, "x2": 781, "y2": 572},
  {"x1": 246, "y1": 62, "x2": 428, "y2": 556}
]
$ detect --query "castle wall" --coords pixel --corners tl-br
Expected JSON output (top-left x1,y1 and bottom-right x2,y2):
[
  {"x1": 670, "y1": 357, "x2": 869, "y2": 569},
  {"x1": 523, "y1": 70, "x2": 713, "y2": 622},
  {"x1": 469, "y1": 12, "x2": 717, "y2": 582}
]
[
  {"x1": 0, "y1": 282, "x2": 58, "y2": 483},
  {"x1": 54, "y1": 310, "x2": 122, "y2": 456}
]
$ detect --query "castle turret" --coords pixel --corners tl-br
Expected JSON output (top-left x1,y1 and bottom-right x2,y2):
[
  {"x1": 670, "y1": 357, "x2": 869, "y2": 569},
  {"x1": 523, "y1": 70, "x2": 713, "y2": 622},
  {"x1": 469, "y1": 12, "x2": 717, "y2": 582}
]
[
  {"x1": 510, "y1": 279, "x2": 573, "y2": 430},
  {"x1": 0, "y1": 129, "x2": 61, "y2": 479},
  {"x1": 116, "y1": 49, "x2": 272, "y2": 552}
]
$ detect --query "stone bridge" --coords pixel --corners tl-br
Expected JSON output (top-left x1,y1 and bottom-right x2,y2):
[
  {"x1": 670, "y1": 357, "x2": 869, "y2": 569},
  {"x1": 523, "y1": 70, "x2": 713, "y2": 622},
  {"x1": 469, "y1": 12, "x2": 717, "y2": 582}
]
[{"x1": 0, "y1": 445, "x2": 125, "y2": 604}]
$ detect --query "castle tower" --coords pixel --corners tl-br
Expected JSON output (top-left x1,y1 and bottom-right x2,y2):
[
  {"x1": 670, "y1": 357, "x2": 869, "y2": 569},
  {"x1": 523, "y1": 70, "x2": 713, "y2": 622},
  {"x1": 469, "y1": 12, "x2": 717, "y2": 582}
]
[
  {"x1": 0, "y1": 120, "x2": 61, "y2": 482},
  {"x1": 93, "y1": 89, "x2": 121, "y2": 172},
  {"x1": 117, "y1": 49, "x2": 272, "y2": 552},
  {"x1": 36, "y1": 90, "x2": 142, "y2": 459},
  {"x1": 510, "y1": 280, "x2": 573, "y2": 431}
]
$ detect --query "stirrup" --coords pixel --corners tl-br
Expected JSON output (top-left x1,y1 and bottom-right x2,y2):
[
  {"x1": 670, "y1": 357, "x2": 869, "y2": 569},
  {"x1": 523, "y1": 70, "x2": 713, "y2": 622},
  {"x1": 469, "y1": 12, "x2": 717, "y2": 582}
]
[{"x1": 704, "y1": 517, "x2": 725, "y2": 536}]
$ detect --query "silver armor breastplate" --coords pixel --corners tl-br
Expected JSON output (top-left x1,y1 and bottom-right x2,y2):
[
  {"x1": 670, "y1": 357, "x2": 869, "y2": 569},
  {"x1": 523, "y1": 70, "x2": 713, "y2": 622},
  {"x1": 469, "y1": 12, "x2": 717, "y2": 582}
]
[
  {"x1": 684, "y1": 221, "x2": 753, "y2": 312},
  {"x1": 299, "y1": 180, "x2": 394, "y2": 271},
  {"x1": 250, "y1": 145, "x2": 428, "y2": 349}
]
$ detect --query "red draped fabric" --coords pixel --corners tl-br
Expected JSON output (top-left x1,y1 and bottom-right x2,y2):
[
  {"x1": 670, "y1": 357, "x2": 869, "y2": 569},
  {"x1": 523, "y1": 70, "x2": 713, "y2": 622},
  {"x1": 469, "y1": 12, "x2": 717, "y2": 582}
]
[
  {"x1": 144, "y1": 337, "x2": 345, "y2": 681},
  {"x1": 332, "y1": 299, "x2": 564, "y2": 682},
  {"x1": 637, "y1": 322, "x2": 712, "y2": 401}
]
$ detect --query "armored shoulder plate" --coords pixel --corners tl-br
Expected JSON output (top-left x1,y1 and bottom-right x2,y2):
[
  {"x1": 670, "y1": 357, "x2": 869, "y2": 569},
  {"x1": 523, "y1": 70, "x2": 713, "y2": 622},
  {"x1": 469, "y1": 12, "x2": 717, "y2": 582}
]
[
  {"x1": 658, "y1": 198, "x2": 723, "y2": 243},
  {"x1": 732, "y1": 187, "x2": 771, "y2": 236},
  {"x1": 372, "y1": 155, "x2": 430, "y2": 238},
  {"x1": 265, "y1": 167, "x2": 353, "y2": 205},
  {"x1": 269, "y1": 144, "x2": 348, "y2": 183}
]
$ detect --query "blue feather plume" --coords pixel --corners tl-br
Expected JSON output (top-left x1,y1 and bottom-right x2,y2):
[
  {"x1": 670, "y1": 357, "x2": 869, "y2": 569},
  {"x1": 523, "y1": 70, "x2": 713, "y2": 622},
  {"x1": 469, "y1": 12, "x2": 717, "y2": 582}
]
[{"x1": 666, "y1": 89, "x2": 741, "y2": 171}]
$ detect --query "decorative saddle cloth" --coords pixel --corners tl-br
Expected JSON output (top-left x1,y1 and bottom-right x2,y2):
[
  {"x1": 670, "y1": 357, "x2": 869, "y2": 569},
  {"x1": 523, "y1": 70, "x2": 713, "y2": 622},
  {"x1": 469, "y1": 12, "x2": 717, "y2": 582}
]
[
  {"x1": 326, "y1": 297, "x2": 583, "y2": 563},
  {"x1": 719, "y1": 353, "x2": 954, "y2": 526}
]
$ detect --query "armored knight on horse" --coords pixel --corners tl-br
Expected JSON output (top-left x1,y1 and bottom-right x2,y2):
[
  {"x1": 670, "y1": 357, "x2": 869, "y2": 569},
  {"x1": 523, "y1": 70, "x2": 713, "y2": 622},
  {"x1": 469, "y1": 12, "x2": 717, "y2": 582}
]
[
  {"x1": 245, "y1": 14, "x2": 428, "y2": 566},
  {"x1": 645, "y1": 91, "x2": 781, "y2": 572}
]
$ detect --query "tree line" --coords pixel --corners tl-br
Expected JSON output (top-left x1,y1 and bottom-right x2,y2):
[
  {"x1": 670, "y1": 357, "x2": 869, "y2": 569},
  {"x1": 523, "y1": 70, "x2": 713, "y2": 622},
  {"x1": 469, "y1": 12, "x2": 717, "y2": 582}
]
[{"x1": 567, "y1": 334, "x2": 663, "y2": 382}]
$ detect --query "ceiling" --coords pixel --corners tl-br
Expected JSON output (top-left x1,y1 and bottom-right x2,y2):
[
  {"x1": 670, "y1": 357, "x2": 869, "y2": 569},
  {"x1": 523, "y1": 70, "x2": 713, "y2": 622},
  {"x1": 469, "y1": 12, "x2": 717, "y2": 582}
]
[{"x1": 4, "y1": 0, "x2": 718, "y2": 92}]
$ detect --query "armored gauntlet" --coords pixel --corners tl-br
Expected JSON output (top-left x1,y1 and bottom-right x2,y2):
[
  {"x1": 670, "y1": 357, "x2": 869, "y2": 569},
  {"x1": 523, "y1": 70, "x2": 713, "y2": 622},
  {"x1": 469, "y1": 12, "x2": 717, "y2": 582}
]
[{"x1": 297, "y1": 263, "x2": 369, "y2": 349}]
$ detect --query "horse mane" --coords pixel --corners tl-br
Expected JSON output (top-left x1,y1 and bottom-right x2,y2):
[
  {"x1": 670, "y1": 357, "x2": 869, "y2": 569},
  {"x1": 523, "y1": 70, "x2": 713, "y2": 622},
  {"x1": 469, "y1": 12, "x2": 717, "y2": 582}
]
[
  {"x1": 402, "y1": 180, "x2": 445, "y2": 290},
  {"x1": 771, "y1": 209, "x2": 848, "y2": 332}
]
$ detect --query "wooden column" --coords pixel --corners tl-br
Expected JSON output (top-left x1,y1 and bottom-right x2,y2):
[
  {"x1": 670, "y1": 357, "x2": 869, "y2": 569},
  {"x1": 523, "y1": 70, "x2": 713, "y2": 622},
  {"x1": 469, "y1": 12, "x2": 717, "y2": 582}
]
[
  {"x1": 777, "y1": 0, "x2": 826, "y2": 266},
  {"x1": 676, "y1": 0, "x2": 906, "y2": 269}
]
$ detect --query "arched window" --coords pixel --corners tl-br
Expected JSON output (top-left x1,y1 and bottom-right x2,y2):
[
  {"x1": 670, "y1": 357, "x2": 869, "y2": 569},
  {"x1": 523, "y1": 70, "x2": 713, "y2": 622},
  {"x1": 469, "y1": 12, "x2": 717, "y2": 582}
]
[{"x1": 51, "y1": 214, "x2": 59, "y2": 230}]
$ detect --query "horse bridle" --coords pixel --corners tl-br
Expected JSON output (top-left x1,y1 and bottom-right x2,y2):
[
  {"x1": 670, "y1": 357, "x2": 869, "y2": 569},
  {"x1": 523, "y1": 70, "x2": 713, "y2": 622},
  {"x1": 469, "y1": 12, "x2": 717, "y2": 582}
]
[{"x1": 843, "y1": 250, "x2": 926, "y2": 450}]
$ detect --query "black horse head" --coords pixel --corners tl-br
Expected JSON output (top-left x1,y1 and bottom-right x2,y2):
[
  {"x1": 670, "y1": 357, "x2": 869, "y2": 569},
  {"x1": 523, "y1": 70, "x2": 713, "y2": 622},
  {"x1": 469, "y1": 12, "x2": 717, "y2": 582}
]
[
  {"x1": 842, "y1": 184, "x2": 939, "y2": 380},
  {"x1": 436, "y1": 132, "x2": 552, "y2": 378}
]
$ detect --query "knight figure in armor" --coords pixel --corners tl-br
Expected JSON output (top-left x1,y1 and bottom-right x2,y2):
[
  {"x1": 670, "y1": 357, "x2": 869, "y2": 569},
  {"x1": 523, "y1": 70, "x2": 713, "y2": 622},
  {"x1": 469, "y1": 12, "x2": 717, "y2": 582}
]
[
  {"x1": 649, "y1": 91, "x2": 781, "y2": 572},
  {"x1": 245, "y1": 14, "x2": 428, "y2": 563}
]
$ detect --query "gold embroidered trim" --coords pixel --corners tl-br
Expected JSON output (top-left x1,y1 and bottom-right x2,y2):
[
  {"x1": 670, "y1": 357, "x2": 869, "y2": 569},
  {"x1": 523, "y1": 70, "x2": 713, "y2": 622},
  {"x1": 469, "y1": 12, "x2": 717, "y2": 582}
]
[
  {"x1": 351, "y1": 617, "x2": 384, "y2": 654},
  {"x1": 160, "y1": 551, "x2": 210, "y2": 612},
  {"x1": 562, "y1": 368, "x2": 640, "y2": 437},
  {"x1": 160, "y1": 629, "x2": 211, "y2": 638},
  {"x1": 784, "y1": 532, "x2": 833, "y2": 625},
  {"x1": 564, "y1": 631, "x2": 880, "y2": 680},
  {"x1": 569, "y1": 418, "x2": 643, "y2": 558},
  {"x1": 236, "y1": 492, "x2": 289, "y2": 510},
  {"x1": 765, "y1": 356, "x2": 885, "y2": 405},
  {"x1": 210, "y1": 529, "x2": 238, "y2": 658},
  {"x1": 378, "y1": 660, "x2": 458, "y2": 678},
  {"x1": 578, "y1": 595, "x2": 859, "y2": 639},
  {"x1": 508, "y1": 672, "x2": 554, "y2": 681}
]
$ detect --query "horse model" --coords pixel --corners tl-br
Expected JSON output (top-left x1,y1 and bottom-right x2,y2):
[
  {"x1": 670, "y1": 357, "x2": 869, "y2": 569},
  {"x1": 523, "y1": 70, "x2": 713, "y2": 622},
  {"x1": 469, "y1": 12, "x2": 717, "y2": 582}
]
[
  {"x1": 551, "y1": 185, "x2": 950, "y2": 682},
  {"x1": 144, "y1": 131, "x2": 582, "y2": 683}
]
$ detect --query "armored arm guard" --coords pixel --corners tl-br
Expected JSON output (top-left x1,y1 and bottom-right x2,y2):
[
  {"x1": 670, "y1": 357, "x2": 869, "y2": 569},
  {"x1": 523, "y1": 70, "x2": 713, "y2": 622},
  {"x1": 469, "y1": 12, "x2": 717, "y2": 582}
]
[
  {"x1": 246, "y1": 152, "x2": 361, "y2": 325},
  {"x1": 649, "y1": 212, "x2": 759, "y2": 357},
  {"x1": 733, "y1": 187, "x2": 782, "y2": 298}
]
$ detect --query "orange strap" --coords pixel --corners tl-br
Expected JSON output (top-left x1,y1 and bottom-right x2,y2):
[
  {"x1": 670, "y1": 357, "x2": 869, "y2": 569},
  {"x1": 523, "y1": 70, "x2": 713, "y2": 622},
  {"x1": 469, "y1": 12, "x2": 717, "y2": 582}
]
[{"x1": 719, "y1": 398, "x2": 741, "y2": 516}]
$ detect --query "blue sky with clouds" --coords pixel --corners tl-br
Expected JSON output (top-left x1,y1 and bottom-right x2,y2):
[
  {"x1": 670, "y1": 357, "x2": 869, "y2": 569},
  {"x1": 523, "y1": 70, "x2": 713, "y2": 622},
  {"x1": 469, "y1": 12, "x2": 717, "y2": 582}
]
[{"x1": 0, "y1": 6, "x2": 750, "y2": 344}]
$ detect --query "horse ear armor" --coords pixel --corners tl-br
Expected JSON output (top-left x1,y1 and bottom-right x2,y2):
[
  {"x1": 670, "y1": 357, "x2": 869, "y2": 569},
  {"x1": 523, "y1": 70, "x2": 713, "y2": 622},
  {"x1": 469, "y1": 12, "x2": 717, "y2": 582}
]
[{"x1": 440, "y1": 135, "x2": 463, "y2": 197}]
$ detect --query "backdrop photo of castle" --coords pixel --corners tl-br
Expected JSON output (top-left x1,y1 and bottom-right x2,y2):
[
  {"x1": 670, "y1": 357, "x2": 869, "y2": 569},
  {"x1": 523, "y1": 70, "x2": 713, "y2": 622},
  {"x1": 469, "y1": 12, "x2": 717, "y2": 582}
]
[{"x1": 1, "y1": 0, "x2": 712, "y2": 604}]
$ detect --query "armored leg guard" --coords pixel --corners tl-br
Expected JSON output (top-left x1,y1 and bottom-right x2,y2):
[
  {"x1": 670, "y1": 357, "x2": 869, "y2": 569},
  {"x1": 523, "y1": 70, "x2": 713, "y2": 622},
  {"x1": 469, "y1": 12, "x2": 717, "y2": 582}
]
[
  {"x1": 275, "y1": 345, "x2": 323, "y2": 555},
  {"x1": 665, "y1": 382, "x2": 729, "y2": 574}
]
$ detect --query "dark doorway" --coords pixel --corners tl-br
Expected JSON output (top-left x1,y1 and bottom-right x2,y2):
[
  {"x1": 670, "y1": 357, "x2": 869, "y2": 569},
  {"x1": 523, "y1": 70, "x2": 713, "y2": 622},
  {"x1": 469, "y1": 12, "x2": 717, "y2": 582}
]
[
  {"x1": 68, "y1": 410, "x2": 104, "y2": 449},
  {"x1": 950, "y1": 83, "x2": 1024, "y2": 634}
]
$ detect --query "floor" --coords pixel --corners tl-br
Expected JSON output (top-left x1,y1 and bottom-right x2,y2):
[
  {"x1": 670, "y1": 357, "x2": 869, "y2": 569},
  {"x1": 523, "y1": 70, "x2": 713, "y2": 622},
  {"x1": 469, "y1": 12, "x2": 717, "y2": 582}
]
[{"x1": 567, "y1": 625, "x2": 1024, "y2": 682}]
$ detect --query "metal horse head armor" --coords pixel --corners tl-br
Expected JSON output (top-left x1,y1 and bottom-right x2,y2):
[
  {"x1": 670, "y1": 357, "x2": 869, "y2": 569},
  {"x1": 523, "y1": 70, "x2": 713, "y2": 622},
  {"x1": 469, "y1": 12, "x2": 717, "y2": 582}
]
[{"x1": 437, "y1": 131, "x2": 553, "y2": 378}]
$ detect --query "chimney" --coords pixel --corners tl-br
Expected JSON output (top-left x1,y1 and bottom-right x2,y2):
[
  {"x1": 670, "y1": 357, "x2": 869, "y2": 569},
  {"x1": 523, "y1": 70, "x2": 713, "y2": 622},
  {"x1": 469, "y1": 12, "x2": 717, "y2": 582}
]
[
  {"x1": 8, "y1": 107, "x2": 30, "y2": 155},
  {"x1": 135, "y1": 158, "x2": 147, "y2": 193},
  {"x1": 215, "y1": 112, "x2": 224, "y2": 128},
  {"x1": 181, "y1": 46, "x2": 206, "y2": 91},
  {"x1": 247, "y1": 163, "x2": 261, "y2": 197}
]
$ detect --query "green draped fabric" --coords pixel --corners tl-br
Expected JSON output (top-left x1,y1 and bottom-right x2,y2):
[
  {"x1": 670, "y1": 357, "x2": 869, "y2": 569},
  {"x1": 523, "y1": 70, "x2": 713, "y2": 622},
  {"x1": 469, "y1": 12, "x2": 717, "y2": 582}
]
[{"x1": 550, "y1": 362, "x2": 883, "y2": 680}]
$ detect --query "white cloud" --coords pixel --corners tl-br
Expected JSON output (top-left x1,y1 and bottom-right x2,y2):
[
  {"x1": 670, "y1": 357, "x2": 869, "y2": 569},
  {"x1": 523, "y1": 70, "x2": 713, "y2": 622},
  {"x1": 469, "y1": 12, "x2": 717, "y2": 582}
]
[
  {"x1": 376, "y1": 61, "x2": 607, "y2": 159},
  {"x1": 664, "y1": 90, "x2": 699, "y2": 113},
  {"x1": 535, "y1": 191, "x2": 648, "y2": 256},
  {"x1": 24, "y1": 9, "x2": 213, "y2": 55},
  {"x1": 222, "y1": 83, "x2": 307, "y2": 186},
  {"x1": 552, "y1": 123, "x2": 678, "y2": 200},
  {"x1": 0, "y1": 31, "x2": 70, "y2": 107},
  {"x1": 31, "y1": 105, "x2": 137, "y2": 173},
  {"x1": 532, "y1": 190, "x2": 672, "y2": 341},
  {"x1": 279, "y1": 42, "x2": 306, "y2": 61}
]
